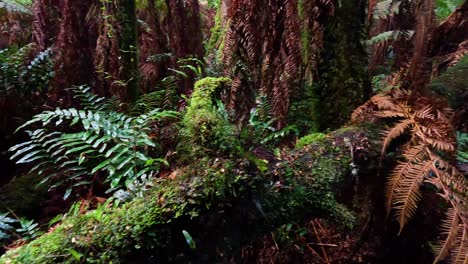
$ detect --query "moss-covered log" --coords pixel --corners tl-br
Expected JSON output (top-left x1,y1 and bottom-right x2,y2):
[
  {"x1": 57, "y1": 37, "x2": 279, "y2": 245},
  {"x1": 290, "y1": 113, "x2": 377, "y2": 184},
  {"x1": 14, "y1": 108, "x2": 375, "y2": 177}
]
[{"x1": 0, "y1": 126, "x2": 377, "y2": 263}]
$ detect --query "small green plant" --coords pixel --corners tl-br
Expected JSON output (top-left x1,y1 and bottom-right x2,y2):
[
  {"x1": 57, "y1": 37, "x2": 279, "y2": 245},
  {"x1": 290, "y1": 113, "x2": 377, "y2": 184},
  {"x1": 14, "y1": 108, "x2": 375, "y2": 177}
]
[
  {"x1": 457, "y1": 132, "x2": 468, "y2": 163},
  {"x1": 0, "y1": 45, "x2": 53, "y2": 95},
  {"x1": 9, "y1": 87, "x2": 178, "y2": 198},
  {"x1": 170, "y1": 57, "x2": 205, "y2": 81},
  {"x1": 435, "y1": 0, "x2": 463, "y2": 21},
  {"x1": 0, "y1": 213, "x2": 42, "y2": 247},
  {"x1": 246, "y1": 96, "x2": 299, "y2": 148},
  {"x1": 15, "y1": 219, "x2": 41, "y2": 241},
  {"x1": 130, "y1": 76, "x2": 179, "y2": 114},
  {"x1": 0, "y1": 213, "x2": 17, "y2": 241}
]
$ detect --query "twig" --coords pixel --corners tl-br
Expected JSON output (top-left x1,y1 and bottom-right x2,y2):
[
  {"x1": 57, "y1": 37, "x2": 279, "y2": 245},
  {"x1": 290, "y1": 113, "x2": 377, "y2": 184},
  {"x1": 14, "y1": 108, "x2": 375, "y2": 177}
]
[
  {"x1": 308, "y1": 243, "x2": 338, "y2": 247},
  {"x1": 312, "y1": 220, "x2": 331, "y2": 264}
]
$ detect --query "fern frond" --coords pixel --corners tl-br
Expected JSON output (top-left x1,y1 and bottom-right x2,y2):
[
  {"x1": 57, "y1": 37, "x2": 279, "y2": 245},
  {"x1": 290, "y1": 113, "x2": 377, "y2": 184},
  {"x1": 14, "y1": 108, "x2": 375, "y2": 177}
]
[
  {"x1": 433, "y1": 209, "x2": 461, "y2": 263},
  {"x1": 351, "y1": 100, "x2": 374, "y2": 123},
  {"x1": 375, "y1": 110, "x2": 408, "y2": 118},
  {"x1": 381, "y1": 119, "x2": 413, "y2": 157},
  {"x1": 10, "y1": 105, "x2": 176, "y2": 196},
  {"x1": 68, "y1": 85, "x2": 120, "y2": 112},
  {"x1": 450, "y1": 227, "x2": 468, "y2": 264},
  {"x1": 393, "y1": 159, "x2": 433, "y2": 233},
  {"x1": 367, "y1": 30, "x2": 414, "y2": 46},
  {"x1": 372, "y1": 93, "x2": 401, "y2": 111},
  {"x1": 385, "y1": 144, "x2": 427, "y2": 214}
]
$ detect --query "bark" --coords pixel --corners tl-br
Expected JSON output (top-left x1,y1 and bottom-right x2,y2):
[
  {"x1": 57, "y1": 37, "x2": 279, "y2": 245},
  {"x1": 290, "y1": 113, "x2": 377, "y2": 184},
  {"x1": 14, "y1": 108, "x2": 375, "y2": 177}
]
[
  {"x1": 32, "y1": 0, "x2": 62, "y2": 50},
  {"x1": 49, "y1": 0, "x2": 95, "y2": 105},
  {"x1": 430, "y1": 1, "x2": 468, "y2": 58},
  {"x1": 314, "y1": 0, "x2": 371, "y2": 131},
  {"x1": 115, "y1": 0, "x2": 139, "y2": 103}
]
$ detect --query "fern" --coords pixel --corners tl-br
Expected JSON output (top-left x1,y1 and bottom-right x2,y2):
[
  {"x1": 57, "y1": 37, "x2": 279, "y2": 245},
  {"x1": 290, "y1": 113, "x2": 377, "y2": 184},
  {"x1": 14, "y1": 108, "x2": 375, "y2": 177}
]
[
  {"x1": 372, "y1": 0, "x2": 401, "y2": 20},
  {"x1": 456, "y1": 132, "x2": 468, "y2": 163},
  {"x1": 68, "y1": 85, "x2": 120, "y2": 112},
  {"x1": 0, "y1": 45, "x2": 53, "y2": 95},
  {"x1": 0, "y1": 0, "x2": 32, "y2": 14},
  {"x1": 352, "y1": 89, "x2": 467, "y2": 263},
  {"x1": 130, "y1": 76, "x2": 179, "y2": 114},
  {"x1": 0, "y1": 213, "x2": 41, "y2": 247},
  {"x1": 10, "y1": 90, "x2": 179, "y2": 198},
  {"x1": 366, "y1": 30, "x2": 414, "y2": 46},
  {"x1": 0, "y1": 213, "x2": 17, "y2": 241}
]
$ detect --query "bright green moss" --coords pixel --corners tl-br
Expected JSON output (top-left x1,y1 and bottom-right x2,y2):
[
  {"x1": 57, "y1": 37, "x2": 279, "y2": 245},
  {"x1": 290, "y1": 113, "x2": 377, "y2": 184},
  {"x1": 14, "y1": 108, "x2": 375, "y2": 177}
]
[
  {"x1": 295, "y1": 132, "x2": 327, "y2": 149},
  {"x1": 180, "y1": 77, "x2": 239, "y2": 156}
]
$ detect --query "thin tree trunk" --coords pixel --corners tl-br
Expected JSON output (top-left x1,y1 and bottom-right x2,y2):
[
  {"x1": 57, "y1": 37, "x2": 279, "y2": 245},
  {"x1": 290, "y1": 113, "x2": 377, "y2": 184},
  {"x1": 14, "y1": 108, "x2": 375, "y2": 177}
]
[{"x1": 115, "y1": 0, "x2": 139, "y2": 103}]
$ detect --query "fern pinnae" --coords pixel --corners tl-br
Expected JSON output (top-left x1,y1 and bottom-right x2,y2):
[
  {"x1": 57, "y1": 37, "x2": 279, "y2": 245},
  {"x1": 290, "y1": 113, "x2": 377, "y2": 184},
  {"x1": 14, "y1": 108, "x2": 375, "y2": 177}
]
[
  {"x1": 453, "y1": 227, "x2": 468, "y2": 264},
  {"x1": 381, "y1": 119, "x2": 413, "y2": 157},
  {"x1": 433, "y1": 208, "x2": 461, "y2": 264},
  {"x1": 394, "y1": 159, "x2": 433, "y2": 233},
  {"x1": 385, "y1": 144, "x2": 427, "y2": 214}
]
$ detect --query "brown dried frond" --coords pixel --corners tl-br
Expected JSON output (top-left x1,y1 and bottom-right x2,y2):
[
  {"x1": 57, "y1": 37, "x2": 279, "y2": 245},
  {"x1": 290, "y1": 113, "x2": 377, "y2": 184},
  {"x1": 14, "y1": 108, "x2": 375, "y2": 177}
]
[
  {"x1": 430, "y1": 160, "x2": 468, "y2": 263},
  {"x1": 222, "y1": 0, "x2": 305, "y2": 128},
  {"x1": 434, "y1": 208, "x2": 461, "y2": 263},
  {"x1": 393, "y1": 159, "x2": 433, "y2": 233},
  {"x1": 353, "y1": 89, "x2": 466, "y2": 263},
  {"x1": 351, "y1": 92, "x2": 406, "y2": 122},
  {"x1": 433, "y1": 209, "x2": 461, "y2": 264},
  {"x1": 450, "y1": 227, "x2": 468, "y2": 264},
  {"x1": 381, "y1": 119, "x2": 413, "y2": 157},
  {"x1": 385, "y1": 144, "x2": 428, "y2": 214}
]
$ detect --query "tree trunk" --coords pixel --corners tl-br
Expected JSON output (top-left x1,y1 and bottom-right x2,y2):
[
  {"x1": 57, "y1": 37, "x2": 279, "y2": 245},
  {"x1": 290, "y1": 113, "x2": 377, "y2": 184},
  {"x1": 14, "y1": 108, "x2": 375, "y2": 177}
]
[
  {"x1": 115, "y1": 0, "x2": 139, "y2": 103},
  {"x1": 313, "y1": 0, "x2": 371, "y2": 131},
  {"x1": 49, "y1": 0, "x2": 94, "y2": 104}
]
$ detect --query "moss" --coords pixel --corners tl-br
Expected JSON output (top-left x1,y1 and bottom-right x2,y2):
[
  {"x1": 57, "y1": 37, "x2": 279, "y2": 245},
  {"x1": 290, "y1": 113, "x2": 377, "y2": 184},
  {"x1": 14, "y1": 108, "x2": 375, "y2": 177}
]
[
  {"x1": 180, "y1": 77, "x2": 239, "y2": 156},
  {"x1": 0, "y1": 128, "x2": 371, "y2": 263},
  {"x1": 0, "y1": 158, "x2": 250, "y2": 264},
  {"x1": 289, "y1": 137, "x2": 356, "y2": 227},
  {"x1": 295, "y1": 132, "x2": 327, "y2": 149}
]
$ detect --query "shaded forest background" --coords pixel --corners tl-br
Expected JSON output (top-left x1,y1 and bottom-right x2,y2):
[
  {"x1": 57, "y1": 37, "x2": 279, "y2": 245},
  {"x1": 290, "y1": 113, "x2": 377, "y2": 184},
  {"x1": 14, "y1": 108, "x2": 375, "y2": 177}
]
[{"x1": 0, "y1": 0, "x2": 467, "y2": 263}]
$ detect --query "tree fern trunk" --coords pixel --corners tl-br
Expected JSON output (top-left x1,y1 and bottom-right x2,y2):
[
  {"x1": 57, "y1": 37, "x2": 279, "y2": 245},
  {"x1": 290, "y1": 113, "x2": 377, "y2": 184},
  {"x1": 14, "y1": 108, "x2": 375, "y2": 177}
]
[{"x1": 313, "y1": 0, "x2": 371, "y2": 131}]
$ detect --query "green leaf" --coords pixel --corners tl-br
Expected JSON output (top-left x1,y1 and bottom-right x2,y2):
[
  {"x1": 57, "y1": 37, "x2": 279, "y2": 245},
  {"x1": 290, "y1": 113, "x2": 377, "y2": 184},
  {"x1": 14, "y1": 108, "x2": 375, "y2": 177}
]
[
  {"x1": 182, "y1": 230, "x2": 196, "y2": 249},
  {"x1": 67, "y1": 248, "x2": 83, "y2": 261},
  {"x1": 92, "y1": 160, "x2": 111, "y2": 173}
]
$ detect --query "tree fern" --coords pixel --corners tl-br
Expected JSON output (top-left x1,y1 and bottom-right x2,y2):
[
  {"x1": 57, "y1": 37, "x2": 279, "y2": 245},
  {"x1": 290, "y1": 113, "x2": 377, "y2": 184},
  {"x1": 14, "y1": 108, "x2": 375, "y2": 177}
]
[
  {"x1": 10, "y1": 90, "x2": 178, "y2": 198},
  {"x1": 352, "y1": 89, "x2": 467, "y2": 263}
]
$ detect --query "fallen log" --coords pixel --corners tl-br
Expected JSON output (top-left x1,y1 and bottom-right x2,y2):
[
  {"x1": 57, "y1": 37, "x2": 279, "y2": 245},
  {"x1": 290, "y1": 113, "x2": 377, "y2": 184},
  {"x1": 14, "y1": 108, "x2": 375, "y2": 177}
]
[{"x1": 0, "y1": 127, "x2": 378, "y2": 264}]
